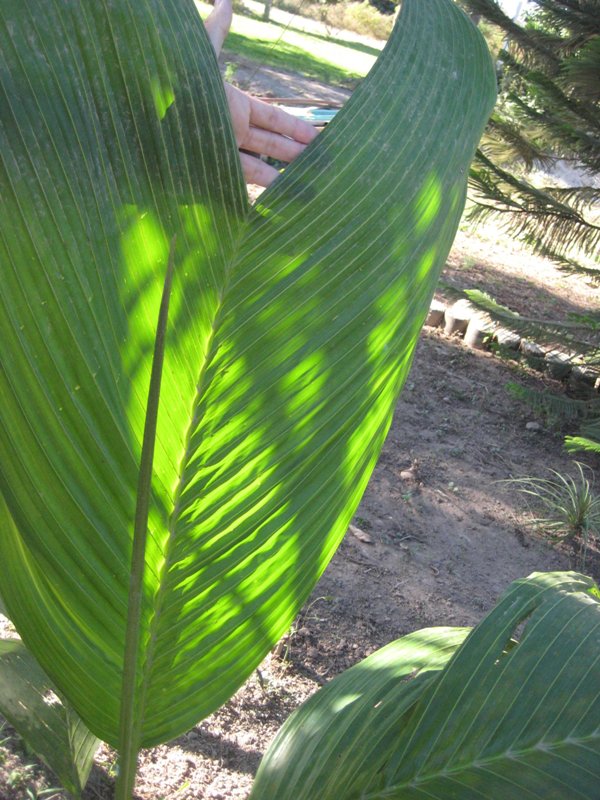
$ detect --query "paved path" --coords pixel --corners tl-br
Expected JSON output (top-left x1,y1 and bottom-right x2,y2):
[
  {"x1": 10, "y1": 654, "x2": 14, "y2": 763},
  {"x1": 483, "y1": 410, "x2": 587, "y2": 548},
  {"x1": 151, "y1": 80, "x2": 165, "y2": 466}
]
[{"x1": 228, "y1": 56, "x2": 353, "y2": 104}]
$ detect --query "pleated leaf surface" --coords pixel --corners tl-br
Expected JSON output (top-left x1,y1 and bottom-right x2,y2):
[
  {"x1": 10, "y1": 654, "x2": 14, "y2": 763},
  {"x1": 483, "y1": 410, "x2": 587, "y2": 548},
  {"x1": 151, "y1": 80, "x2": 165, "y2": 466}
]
[
  {"x1": 252, "y1": 572, "x2": 600, "y2": 800},
  {"x1": 250, "y1": 628, "x2": 469, "y2": 800},
  {"x1": 0, "y1": 0, "x2": 496, "y2": 748}
]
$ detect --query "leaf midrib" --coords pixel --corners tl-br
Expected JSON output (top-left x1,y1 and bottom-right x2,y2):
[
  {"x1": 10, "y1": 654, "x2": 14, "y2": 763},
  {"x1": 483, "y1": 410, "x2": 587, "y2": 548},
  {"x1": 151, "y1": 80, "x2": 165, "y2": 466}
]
[{"x1": 132, "y1": 208, "x2": 250, "y2": 740}]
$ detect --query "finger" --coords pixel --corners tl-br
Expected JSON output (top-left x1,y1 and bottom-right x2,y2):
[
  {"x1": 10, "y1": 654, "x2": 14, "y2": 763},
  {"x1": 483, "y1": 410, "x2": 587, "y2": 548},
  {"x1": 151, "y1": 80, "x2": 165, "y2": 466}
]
[
  {"x1": 224, "y1": 83, "x2": 251, "y2": 145},
  {"x1": 248, "y1": 98, "x2": 318, "y2": 145},
  {"x1": 204, "y1": 0, "x2": 233, "y2": 56},
  {"x1": 239, "y1": 152, "x2": 281, "y2": 188},
  {"x1": 243, "y1": 126, "x2": 308, "y2": 163}
]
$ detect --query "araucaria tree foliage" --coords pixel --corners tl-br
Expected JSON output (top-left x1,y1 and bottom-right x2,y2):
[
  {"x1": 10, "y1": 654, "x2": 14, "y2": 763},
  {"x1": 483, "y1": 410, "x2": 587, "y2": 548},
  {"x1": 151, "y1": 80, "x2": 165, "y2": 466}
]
[{"x1": 461, "y1": 0, "x2": 600, "y2": 273}]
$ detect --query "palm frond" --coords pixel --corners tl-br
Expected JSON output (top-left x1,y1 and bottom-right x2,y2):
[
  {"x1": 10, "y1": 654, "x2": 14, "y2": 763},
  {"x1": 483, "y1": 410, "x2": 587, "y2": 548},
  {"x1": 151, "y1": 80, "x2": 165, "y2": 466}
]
[{"x1": 581, "y1": 417, "x2": 600, "y2": 440}]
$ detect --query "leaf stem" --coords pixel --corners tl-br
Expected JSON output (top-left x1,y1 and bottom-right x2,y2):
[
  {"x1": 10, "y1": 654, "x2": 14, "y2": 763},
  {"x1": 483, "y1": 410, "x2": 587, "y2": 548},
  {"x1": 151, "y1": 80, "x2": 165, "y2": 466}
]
[{"x1": 115, "y1": 236, "x2": 177, "y2": 800}]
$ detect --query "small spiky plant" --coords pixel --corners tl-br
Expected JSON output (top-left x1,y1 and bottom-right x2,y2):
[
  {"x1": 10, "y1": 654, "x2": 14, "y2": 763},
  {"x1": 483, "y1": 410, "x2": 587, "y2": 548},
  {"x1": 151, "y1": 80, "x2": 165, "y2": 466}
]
[{"x1": 507, "y1": 462, "x2": 600, "y2": 568}]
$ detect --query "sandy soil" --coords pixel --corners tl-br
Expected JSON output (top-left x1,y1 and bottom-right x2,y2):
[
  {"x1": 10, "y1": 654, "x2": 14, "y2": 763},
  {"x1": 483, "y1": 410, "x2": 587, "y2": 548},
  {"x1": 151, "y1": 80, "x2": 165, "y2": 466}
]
[{"x1": 1, "y1": 70, "x2": 599, "y2": 800}]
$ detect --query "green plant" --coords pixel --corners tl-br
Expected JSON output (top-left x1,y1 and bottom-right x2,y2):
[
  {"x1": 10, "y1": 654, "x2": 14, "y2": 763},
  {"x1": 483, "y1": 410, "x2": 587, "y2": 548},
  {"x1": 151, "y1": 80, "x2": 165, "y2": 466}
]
[
  {"x1": 566, "y1": 418, "x2": 600, "y2": 455},
  {"x1": 25, "y1": 789, "x2": 64, "y2": 800},
  {"x1": 0, "y1": 717, "x2": 13, "y2": 744},
  {"x1": 506, "y1": 462, "x2": 600, "y2": 568},
  {"x1": 251, "y1": 572, "x2": 600, "y2": 798},
  {"x1": 0, "y1": 0, "x2": 494, "y2": 797}
]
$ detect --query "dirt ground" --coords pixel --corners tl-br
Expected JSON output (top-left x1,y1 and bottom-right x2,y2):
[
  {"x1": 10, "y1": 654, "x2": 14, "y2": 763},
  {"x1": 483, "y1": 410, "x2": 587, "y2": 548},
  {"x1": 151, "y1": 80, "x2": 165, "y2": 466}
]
[{"x1": 1, "y1": 69, "x2": 599, "y2": 800}]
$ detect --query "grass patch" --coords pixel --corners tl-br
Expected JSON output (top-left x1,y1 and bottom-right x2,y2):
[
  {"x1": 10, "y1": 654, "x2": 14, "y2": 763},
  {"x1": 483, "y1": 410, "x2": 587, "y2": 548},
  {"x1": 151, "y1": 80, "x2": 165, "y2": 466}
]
[
  {"x1": 196, "y1": 1, "x2": 379, "y2": 85},
  {"x1": 223, "y1": 31, "x2": 361, "y2": 85}
]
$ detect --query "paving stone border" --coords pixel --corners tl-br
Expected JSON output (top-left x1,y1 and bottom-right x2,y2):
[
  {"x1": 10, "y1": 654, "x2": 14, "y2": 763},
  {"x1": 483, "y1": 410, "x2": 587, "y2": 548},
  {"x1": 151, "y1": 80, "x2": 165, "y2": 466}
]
[{"x1": 424, "y1": 297, "x2": 600, "y2": 393}]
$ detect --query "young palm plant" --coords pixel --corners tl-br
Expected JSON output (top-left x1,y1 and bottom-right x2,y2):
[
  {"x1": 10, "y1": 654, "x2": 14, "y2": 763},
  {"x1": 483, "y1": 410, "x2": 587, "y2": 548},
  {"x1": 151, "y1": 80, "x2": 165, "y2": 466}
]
[{"x1": 0, "y1": 0, "x2": 495, "y2": 796}]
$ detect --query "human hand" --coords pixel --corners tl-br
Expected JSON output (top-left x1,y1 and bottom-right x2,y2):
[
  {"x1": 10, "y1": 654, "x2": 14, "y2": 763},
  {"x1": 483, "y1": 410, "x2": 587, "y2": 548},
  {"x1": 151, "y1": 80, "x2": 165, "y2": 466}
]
[{"x1": 204, "y1": 0, "x2": 318, "y2": 187}]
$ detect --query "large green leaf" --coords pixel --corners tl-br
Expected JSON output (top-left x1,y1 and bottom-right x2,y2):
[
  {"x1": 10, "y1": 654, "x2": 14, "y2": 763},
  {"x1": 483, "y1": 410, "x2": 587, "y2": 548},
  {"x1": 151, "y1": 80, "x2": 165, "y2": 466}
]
[
  {"x1": 252, "y1": 572, "x2": 600, "y2": 799},
  {"x1": 250, "y1": 628, "x2": 470, "y2": 799},
  {"x1": 0, "y1": 0, "x2": 496, "y2": 757},
  {"x1": 0, "y1": 638, "x2": 99, "y2": 798}
]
